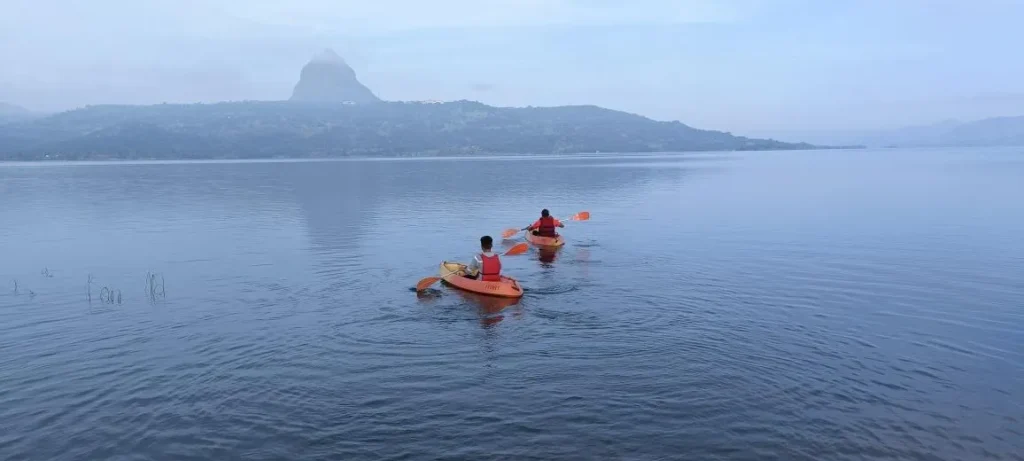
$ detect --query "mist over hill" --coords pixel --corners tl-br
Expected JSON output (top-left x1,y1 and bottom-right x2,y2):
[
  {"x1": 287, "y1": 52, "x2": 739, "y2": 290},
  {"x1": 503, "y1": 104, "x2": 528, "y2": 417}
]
[
  {"x1": 0, "y1": 50, "x2": 822, "y2": 161},
  {"x1": 0, "y1": 102, "x2": 36, "y2": 125}
]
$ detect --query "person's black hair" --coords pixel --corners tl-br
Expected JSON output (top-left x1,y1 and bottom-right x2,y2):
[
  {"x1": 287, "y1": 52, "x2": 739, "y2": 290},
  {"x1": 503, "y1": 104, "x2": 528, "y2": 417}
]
[
  {"x1": 541, "y1": 209, "x2": 550, "y2": 217},
  {"x1": 480, "y1": 235, "x2": 493, "y2": 249}
]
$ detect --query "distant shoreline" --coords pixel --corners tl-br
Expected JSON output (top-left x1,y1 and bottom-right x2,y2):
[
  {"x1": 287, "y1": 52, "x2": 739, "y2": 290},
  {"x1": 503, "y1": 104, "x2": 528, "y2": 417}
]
[
  {"x1": 0, "y1": 100, "x2": 833, "y2": 161},
  {"x1": 0, "y1": 148, "x2": 869, "y2": 167}
]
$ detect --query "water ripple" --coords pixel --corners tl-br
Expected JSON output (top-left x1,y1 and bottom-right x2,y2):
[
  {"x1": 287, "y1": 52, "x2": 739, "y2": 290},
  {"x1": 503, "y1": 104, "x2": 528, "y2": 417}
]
[{"x1": 1, "y1": 152, "x2": 1023, "y2": 460}]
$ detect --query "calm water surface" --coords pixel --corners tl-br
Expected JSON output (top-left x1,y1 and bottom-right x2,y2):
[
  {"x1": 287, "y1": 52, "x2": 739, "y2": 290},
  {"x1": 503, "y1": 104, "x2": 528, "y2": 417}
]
[{"x1": 1, "y1": 149, "x2": 1022, "y2": 460}]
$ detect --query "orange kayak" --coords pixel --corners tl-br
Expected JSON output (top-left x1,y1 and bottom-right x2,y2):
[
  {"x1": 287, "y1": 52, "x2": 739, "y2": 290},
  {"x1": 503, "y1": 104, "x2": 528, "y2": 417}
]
[
  {"x1": 525, "y1": 231, "x2": 565, "y2": 248},
  {"x1": 439, "y1": 262, "x2": 524, "y2": 299}
]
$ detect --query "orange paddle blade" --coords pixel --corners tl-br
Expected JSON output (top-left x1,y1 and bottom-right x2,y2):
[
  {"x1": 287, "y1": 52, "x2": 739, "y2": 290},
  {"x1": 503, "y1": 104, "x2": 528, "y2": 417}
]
[
  {"x1": 501, "y1": 228, "x2": 520, "y2": 239},
  {"x1": 504, "y1": 243, "x2": 529, "y2": 256},
  {"x1": 570, "y1": 211, "x2": 590, "y2": 221},
  {"x1": 415, "y1": 276, "x2": 442, "y2": 291}
]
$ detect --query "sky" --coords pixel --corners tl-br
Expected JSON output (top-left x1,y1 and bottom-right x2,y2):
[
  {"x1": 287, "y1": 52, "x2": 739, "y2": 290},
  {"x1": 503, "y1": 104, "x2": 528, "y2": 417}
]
[{"x1": 2, "y1": 0, "x2": 1023, "y2": 136}]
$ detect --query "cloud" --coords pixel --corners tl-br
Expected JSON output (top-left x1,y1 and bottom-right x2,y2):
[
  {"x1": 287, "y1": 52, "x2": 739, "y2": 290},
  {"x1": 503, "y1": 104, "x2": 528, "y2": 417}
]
[
  {"x1": 470, "y1": 83, "x2": 496, "y2": 92},
  {"x1": 966, "y1": 92, "x2": 1024, "y2": 104},
  {"x1": 3, "y1": 0, "x2": 1023, "y2": 131},
  {"x1": 221, "y1": 0, "x2": 743, "y2": 34}
]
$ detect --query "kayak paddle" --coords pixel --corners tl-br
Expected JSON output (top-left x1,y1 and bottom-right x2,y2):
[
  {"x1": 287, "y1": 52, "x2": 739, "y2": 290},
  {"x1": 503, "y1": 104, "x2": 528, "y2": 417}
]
[
  {"x1": 568, "y1": 211, "x2": 590, "y2": 221},
  {"x1": 415, "y1": 243, "x2": 529, "y2": 292},
  {"x1": 501, "y1": 211, "x2": 590, "y2": 239}
]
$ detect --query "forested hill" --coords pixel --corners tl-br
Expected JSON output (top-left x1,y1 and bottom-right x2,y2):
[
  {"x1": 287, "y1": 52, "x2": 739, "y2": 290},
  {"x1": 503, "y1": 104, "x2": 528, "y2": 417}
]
[{"x1": 0, "y1": 100, "x2": 818, "y2": 160}]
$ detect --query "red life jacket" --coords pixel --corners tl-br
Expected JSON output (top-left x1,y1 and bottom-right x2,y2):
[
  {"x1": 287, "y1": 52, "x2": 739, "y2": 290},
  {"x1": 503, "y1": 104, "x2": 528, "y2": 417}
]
[
  {"x1": 480, "y1": 253, "x2": 502, "y2": 281},
  {"x1": 537, "y1": 216, "x2": 557, "y2": 237}
]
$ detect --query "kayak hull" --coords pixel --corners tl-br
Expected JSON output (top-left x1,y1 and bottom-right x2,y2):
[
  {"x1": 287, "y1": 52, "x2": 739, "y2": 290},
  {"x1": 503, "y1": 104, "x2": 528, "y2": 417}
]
[
  {"x1": 439, "y1": 262, "x2": 524, "y2": 299},
  {"x1": 525, "y1": 231, "x2": 565, "y2": 248}
]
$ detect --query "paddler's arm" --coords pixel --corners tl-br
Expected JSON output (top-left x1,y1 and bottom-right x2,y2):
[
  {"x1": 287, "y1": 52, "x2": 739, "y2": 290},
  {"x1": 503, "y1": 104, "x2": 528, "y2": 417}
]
[{"x1": 468, "y1": 254, "x2": 483, "y2": 273}]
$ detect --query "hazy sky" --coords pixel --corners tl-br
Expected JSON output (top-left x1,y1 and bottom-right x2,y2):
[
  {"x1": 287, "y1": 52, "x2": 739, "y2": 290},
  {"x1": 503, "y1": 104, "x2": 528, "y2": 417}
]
[{"x1": 2, "y1": 0, "x2": 1022, "y2": 135}]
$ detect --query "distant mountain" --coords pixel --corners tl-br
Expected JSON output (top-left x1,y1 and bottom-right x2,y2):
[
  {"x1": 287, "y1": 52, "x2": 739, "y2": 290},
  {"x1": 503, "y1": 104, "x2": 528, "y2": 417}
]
[
  {"x1": 0, "y1": 49, "x2": 831, "y2": 160},
  {"x1": 0, "y1": 100, "x2": 820, "y2": 161},
  {"x1": 764, "y1": 116, "x2": 1024, "y2": 148},
  {"x1": 933, "y1": 116, "x2": 1024, "y2": 147},
  {"x1": 0, "y1": 102, "x2": 35, "y2": 124},
  {"x1": 859, "y1": 120, "x2": 966, "y2": 147},
  {"x1": 290, "y1": 49, "x2": 380, "y2": 104}
]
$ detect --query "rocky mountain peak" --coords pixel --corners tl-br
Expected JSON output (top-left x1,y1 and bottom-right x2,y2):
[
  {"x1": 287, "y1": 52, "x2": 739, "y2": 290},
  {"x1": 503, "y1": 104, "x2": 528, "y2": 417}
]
[{"x1": 289, "y1": 49, "x2": 380, "y2": 104}]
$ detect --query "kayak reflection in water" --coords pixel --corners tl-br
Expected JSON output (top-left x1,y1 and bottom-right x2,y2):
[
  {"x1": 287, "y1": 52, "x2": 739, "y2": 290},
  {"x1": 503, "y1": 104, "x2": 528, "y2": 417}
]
[
  {"x1": 453, "y1": 289, "x2": 521, "y2": 328},
  {"x1": 538, "y1": 247, "x2": 559, "y2": 264},
  {"x1": 523, "y1": 209, "x2": 565, "y2": 237},
  {"x1": 464, "y1": 235, "x2": 502, "y2": 280}
]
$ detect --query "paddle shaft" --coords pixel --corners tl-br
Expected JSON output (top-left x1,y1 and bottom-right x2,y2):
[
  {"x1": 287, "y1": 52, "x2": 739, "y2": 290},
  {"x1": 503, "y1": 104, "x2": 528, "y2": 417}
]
[{"x1": 508, "y1": 211, "x2": 588, "y2": 236}]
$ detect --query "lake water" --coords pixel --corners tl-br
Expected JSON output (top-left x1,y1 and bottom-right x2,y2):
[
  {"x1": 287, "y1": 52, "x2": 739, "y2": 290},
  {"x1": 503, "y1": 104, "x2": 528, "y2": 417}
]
[{"x1": 1, "y1": 148, "x2": 1022, "y2": 460}]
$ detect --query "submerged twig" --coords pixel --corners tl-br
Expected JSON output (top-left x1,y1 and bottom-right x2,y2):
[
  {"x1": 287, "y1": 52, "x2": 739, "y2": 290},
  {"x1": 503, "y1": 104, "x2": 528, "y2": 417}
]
[
  {"x1": 145, "y1": 271, "x2": 167, "y2": 301},
  {"x1": 98, "y1": 286, "x2": 122, "y2": 305}
]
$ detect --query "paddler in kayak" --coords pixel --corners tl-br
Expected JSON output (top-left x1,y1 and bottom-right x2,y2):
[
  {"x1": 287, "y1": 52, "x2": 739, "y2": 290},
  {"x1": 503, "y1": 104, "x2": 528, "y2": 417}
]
[
  {"x1": 523, "y1": 209, "x2": 564, "y2": 237},
  {"x1": 465, "y1": 235, "x2": 502, "y2": 281}
]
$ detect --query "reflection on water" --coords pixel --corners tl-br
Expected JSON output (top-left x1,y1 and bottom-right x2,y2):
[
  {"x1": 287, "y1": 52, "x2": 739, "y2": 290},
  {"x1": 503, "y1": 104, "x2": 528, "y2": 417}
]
[
  {"x1": 451, "y1": 289, "x2": 522, "y2": 329},
  {"x1": 1, "y1": 150, "x2": 1023, "y2": 460},
  {"x1": 537, "y1": 247, "x2": 560, "y2": 264}
]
